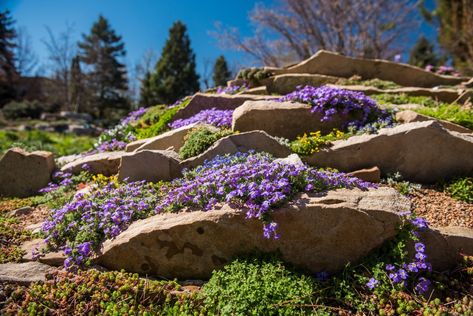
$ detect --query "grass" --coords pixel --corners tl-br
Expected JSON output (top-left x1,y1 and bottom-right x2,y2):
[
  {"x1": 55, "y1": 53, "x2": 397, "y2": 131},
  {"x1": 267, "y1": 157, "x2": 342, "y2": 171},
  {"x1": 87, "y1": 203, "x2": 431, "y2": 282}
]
[
  {"x1": 135, "y1": 99, "x2": 191, "y2": 139},
  {"x1": 416, "y1": 104, "x2": 473, "y2": 130},
  {"x1": 0, "y1": 130, "x2": 95, "y2": 157},
  {"x1": 179, "y1": 127, "x2": 233, "y2": 159},
  {"x1": 337, "y1": 77, "x2": 401, "y2": 90},
  {"x1": 372, "y1": 93, "x2": 447, "y2": 107}
]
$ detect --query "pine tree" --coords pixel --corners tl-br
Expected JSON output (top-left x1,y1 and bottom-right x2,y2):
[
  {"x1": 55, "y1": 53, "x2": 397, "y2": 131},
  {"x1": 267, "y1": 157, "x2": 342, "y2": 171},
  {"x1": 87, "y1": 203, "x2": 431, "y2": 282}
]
[
  {"x1": 78, "y1": 15, "x2": 129, "y2": 118},
  {"x1": 150, "y1": 21, "x2": 199, "y2": 104},
  {"x1": 409, "y1": 37, "x2": 439, "y2": 68},
  {"x1": 212, "y1": 55, "x2": 231, "y2": 87},
  {"x1": 139, "y1": 71, "x2": 154, "y2": 107},
  {"x1": 0, "y1": 10, "x2": 17, "y2": 105}
]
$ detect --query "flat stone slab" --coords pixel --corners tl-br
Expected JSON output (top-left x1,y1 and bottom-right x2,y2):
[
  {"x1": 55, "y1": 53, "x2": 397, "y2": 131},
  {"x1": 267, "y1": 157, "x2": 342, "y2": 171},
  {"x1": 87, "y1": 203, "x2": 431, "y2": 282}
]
[
  {"x1": 266, "y1": 73, "x2": 340, "y2": 95},
  {"x1": 305, "y1": 121, "x2": 473, "y2": 183},
  {"x1": 118, "y1": 150, "x2": 181, "y2": 182},
  {"x1": 61, "y1": 151, "x2": 125, "y2": 176},
  {"x1": 96, "y1": 187, "x2": 408, "y2": 279},
  {"x1": 272, "y1": 50, "x2": 467, "y2": 88},
  {"x1": 0, "y1": 262, "x2": 56, "y2": 285}
]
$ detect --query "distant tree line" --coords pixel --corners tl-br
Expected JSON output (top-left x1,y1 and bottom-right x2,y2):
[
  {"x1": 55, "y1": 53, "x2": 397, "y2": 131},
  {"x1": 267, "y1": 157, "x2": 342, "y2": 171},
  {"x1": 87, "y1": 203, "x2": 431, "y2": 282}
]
[{"x1": 0, "y1": 11, "x2": 233, "y2": 124}]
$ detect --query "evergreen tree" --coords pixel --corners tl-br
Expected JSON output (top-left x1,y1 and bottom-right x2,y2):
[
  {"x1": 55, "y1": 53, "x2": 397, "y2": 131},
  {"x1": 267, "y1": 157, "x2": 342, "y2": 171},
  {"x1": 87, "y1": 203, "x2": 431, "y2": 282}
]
[
  {"x1": 409, "y1": 37, "x2": 439, "y2": 68},
  {"x1": 78, "y1": 15, "x2": 129, "y2": 118},
  {"x1": 139, "y1": 71, "x2": 154, "y2": 107},
  {"x1": 0, "y1": 10, "x2": 17, "y2": 105},
  {"x1": 212, "y1": 55, "x2": 231, "y2": 87},
  {"x1": 150, "y1": 21, "x2": 199, "y2": 104}
]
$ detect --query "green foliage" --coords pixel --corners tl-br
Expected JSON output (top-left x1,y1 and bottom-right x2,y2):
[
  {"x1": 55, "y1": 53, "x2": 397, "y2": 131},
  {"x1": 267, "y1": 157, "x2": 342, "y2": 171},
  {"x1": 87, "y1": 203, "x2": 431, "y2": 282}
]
[
  {"x1": 2, "y1": 269, "x2": 204, "y2": 315},
  {"x1": 78, "y1": 15, "x2": 129, "y2": 118},
  {"x1": 149, "y1": 21, "x2": 200, "y2": 105},
  {"x1": 213, "y1": 55, "x2": 232, "y2": 87},
  {"x1": 372, "y1": 93, "x2": 445, "y2": 107},
  {"x1": 0, "y1": 212, "x2": 31, "y2": 263},
  {"x1": 179, "y1": 127, "x2": 233, "y2": 159},
  {"x1": 135, "y1": 99, "x2": 189, "y2": 139},
  {"x1": 0, "y1": 130, "x2": 95, "y2": 157},
  {"x1": 416, "y1": 104, "x2": 473, "y2": 130},
  {"x1": 290, "y1": 129, "x2": 348, "y2": 156},
  {"x1": 385, "y1": 172, "x2": 421, "y2": 195},
  {"x1": 337, "y1": 76, "x2": 401, "y2": 89},
  {"x1": 446, "y1": 177, "x2": 473, "y2": 203},
  {"x1": 236, "y1": 67, "x2": 272, "y2": 86},
  {"x1": 202, "y1": 254, "x2": 316, "y2": 316},
  {"x1": 409, "y1": 36, "x2": 440, "y2": 68}
]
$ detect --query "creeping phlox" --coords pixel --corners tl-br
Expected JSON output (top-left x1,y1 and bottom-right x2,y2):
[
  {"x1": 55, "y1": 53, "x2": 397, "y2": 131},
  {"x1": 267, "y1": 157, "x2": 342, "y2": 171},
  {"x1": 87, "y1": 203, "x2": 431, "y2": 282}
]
[
  {"x1": 279, "y1": 85, "x2": 393, "y2": 129},
  {"x1": 169, "y1": 108, "x2": 233, "y2": 129},
  {"x1": 39, "y1": 152, "x2": 374, "y2": 269}
]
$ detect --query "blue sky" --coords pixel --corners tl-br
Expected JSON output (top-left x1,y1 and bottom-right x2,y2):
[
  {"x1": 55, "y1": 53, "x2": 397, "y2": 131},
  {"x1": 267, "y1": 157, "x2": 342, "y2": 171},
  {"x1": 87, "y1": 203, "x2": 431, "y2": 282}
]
[{"x1": 2, "y1": 0, "x2": 436, "y2": 82}]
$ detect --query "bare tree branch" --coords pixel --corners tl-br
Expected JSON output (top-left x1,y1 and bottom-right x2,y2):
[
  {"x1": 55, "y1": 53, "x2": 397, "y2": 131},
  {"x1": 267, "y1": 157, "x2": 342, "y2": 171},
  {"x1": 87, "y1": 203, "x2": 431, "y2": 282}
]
[{"x1": 14, "y1": 27, "x2": 38, "y2": 76}]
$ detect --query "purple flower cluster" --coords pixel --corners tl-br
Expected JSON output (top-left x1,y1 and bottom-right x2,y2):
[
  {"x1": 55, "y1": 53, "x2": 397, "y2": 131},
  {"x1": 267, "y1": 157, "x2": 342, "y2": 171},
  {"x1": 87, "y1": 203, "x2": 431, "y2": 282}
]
[
  {"x1": 41, "y1": 180, "x2": 160, "y2": 268},
  {"x1": 94, "y1": 137, "x2": 135, "y2": 152},
  {"x1": 39, "y1": 171, "x2": 74, "y2": 193},
  {"x1": 119, "y1": 107, "x2": 147, "y2": 125},
  {"x1": 279, "y1": 85, "x2": 390, "y2": 129},
  {"x1": 366, "y1": 212, "x2": 432, "y2": 294},
  {"x1": 216, "y1": 84, "x2": 248, "y2": 95},
  {"x1": 169, "y1": 108, "x2": 234, "y2": 129},
  {"x1": 157, "y1": 152, "x2": 374, "y2": 239}
]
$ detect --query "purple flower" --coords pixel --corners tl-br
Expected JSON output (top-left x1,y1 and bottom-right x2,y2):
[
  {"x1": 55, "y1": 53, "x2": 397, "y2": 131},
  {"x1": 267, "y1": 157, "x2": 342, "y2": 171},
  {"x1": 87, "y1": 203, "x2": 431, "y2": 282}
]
[
  {"x1": 411, "y1": 217, "x2": 429, "y2": 230},
  {"x1": 385, "y1": 264, "x2": 395, "y2": 271},
  {"x1": 415, "y1": 277, "x2": 431, "y2": 294},
  {"x1": 169, "y1": 108, "x2": 234, "y2": 129},
  {"x1": 398, "y1": 268, "x2": 408, "y2": 280},
  {"x1": 216, "y1": 84, "x2": 248, "y2": 95},
  {"x1": 415, "y1": 242, "x2": 425, "y2": 253},
  {"x1": 366, "y1": 277, "x2": 378, "y2": 290}
]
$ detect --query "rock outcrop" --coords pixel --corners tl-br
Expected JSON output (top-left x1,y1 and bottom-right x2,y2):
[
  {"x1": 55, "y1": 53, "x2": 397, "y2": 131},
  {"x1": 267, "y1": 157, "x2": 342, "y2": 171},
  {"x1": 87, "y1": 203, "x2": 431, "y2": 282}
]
[
  {"x1": 96, "y1": 187, "x2": 408, "y2": 279},
  {"x1": 396, "y1": 110, "x2": 472, "y2": 134},
  {"x1": 0, "y1": 262, "x2": 56, "y2": 285},
  {"x1": 0, "y1": 148, "x2": 55, "y2": 197},
  {"x1": 272, "y1": 50, "x2": 467, "y2": 88},
  {"x1": 118, "y1": 150, "x2": 181, "y2": 182},
  {"x1": 305, "y1": 121, "x2": 473, "y2": 183}
]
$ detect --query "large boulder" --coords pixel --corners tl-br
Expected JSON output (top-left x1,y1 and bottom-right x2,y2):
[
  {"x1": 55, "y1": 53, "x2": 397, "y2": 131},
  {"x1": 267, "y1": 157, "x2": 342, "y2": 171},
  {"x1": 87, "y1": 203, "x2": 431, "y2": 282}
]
[
  {"x1": 96, "y1": 187, "x2": 407, "y2": 279},
  {"x1": 61, "y1": 151, "x2": 125, "y2": 176},
  {"x1": 266, "y1": 73, "x2": 340, "y2": 94},
  {"x1": 305, "y1": 121, "x2": 473, "y2": 183},
  {"x1": 396, "y1": 110, "x2": 472, "y2": 134},
  {"x1": 273, "y1": 50, "x2": 467, "y2": 88},
  {"x1": 181, "y1": 131, "x2": 292, "y2": 169},
  {"x1": 232, "y1": 100, "x2": 346, "y2": 140},
  {"x1": 0, "y1": 148, "x2": 55, "y2": 197},
  {"x1": 171, "y1": 92, "x2": 277, "y2": 122},
  {"x1": 118, "y1": 150, "x2": 181, "y2": 182}
]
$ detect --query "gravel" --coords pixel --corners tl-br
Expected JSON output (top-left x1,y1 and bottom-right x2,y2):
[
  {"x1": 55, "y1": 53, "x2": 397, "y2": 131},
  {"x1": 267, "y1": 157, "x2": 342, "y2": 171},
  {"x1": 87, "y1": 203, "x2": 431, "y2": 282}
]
[{"x1": 410, "y1": 187, "x2": 473, "y2": 229}]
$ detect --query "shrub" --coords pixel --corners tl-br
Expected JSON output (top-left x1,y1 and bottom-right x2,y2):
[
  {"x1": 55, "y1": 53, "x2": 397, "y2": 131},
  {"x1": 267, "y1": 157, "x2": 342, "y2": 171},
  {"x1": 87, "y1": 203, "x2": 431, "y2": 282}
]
[
  {"x1": 2, "y1": 269, "x2": 202, "y2": 315},
  {"x1": 1, "y1": 100, "x2": 43, "y2": 120},
  {"x1": 290, "y1": 129, "x2": 347, "y2": 156},
  {"x1": 446, "y1": 177, "x2": 473, "y2": 203},
  {"x1": 179, "y1": 127, "x2": 233, "y2": 159},
  {"x1": 169, "y1": 108, "x2": 233, "y2": 129},
  {"x1": 279, "y1": 85, "x2": 392, "y2": 129},
  {"x1": 416, "y1": 104, "x2": 473, "y2": 130},
  {"x1": 237, "y1": 67, "x2": 272, "y2": 86},
  {"x1": 202, "y1": 255, "x2": 315, "y2": 315}
]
